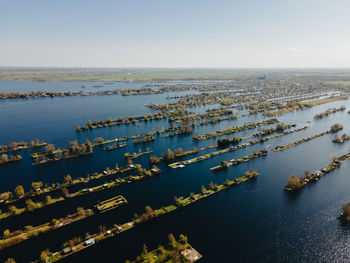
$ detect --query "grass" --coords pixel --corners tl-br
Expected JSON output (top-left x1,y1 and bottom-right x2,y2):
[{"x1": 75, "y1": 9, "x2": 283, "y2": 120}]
[
  {"x1": 0, "y1": 68, "x2": 257, "y2": 82},
  {"x1": 303, "y1": 95, "x2": 349, "y2": 107}
]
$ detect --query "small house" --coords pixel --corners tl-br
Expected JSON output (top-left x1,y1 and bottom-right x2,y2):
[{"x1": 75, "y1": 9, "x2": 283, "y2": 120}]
[
  {"x1": 63, "y1": 247, "x2": 71, "y2": 254},
  {"x1": 85, "y1": 238, "x2": 95, "y2": 246}
]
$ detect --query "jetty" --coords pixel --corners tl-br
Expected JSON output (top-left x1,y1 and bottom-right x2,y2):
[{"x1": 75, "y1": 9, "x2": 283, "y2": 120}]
[{"x1": 95, "y1": 195, "x2": 127, "y2": 213}]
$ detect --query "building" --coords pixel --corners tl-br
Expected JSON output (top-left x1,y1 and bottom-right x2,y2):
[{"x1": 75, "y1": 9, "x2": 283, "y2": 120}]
[{"x1": 85, "y1": 238, "x2": 95, "y2": 246}]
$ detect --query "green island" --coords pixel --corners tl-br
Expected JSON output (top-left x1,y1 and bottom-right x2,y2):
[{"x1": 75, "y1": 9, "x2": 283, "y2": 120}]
[
  {"x1": 192, "y1": 118, "x2": 278, "y2": 140},
  {"x1": 273, "y1": 123, "x2": 344, "y2": 152},
  {"x1": 0, "y1": 139, "x2": 46, "y2": 153},
  {"x1": 127, "y1": 233, "x2": 202, "y2": 263},
  {"x1": 103, "y1": 142, "x2": 127, "y2": 151},
  {"x1": 263, "y1": 94, "x2": 349, "y2": 117},
  {"x1": 285, "y1": 159, "x2": 342, "y2": 191},
  {"x1": 169, "y1": 126, "x2": 309, "y2": 168},
  {"x1": 133, "y1": 136, "x2": 156, "y2": 144},
  {"x1": 0, "y1": 163, "x2": 135, "y2": 206},
  {"x1": 0, "y1": 154, "x2": 22, "y2": 165},
  {"x1": 332, "y1": 133, "x2": 350, "y2": 144},
  {"x1": 314, "y1": 106, "x2": 346, "y2": 119},
  {"x1": 0, "y1": 208, "x2": 94, "y2": 250},
  {"x1": 150, "y1": 145, "x2": 219, "y2": 164},
  {"x1": 77, "y1": 107, "x2": 235, "y2": 132},
  {"x1": 210, "y1": 149, "x2": 267, "y2": 172},
  {"x1": 37, "y1": 169, "x2": 259, "y2": 263},
  {"x1": 125, "y1": 150, "x2": 153, "y2": 160},
  {"x1": 0, "y1": 164, "x2": 160, "y2": 221}
]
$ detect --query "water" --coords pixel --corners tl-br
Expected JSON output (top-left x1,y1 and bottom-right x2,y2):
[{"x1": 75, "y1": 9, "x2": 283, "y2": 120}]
[{"x1": 1, "y1": 81, "x2": 350, "y2": 262}]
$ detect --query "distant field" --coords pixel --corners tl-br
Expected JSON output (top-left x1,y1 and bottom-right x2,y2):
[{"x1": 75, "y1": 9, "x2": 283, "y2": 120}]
[
  {"x1": 0, "y1": 68, "x2": 254, "y2": 82},
  {"x1": 2, "y1": 68, "x2": 350, "y2": 82}
]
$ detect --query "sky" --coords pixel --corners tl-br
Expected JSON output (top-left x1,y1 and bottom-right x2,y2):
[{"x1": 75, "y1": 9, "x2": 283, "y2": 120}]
[{"x1": 1, "y1": 0, "x2": 350, "y2": 68}]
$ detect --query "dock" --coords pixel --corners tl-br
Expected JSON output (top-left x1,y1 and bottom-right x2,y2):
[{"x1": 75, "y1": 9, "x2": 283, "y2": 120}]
[{"x1": 95, "y1": 195, "x2": 127, "y2": 213}]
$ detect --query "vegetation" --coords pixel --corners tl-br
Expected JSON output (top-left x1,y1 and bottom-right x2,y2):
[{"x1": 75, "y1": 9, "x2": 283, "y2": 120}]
[
  {"x1": 127, "y1": 234, "x2": 201, "y2": 263},
  {"x1": 285, "y1": 159, "x2": 342, "y2": 191},
  {"x1": 330, "y1": 123, "x2": 344, "y2": 133},
  {"x1": 43, "y1": 170, "x2": 257, "y2": 262},
  {"x1": 0, "y1": 208, "x2": 94, "y2": 250},
  {"x1": 211, "y1": 149, "x2": 267, "y2": 172},
  {"x1": 193, "y1": 118, "x2": 278, "y2": 140},
  {"x1": 339, "y1": 203, "x2": 350, "y2": 222},
  {"x1": 170, "y1": 126, "x2": 309, "y2": 168},
  {"x1": 314, "y1": 106, "x2": 346, "y2": 119},
  {"x1": 0, "y1": 139, "x2": 46, "y2": 153},
  {"x1": 332, "y1": 133, "x2": 349, "y2": 143},
  {"x1": 273, "y1": 130, "x2": 331, "y2": 151},
  {"x1": 0, "y1": 154, "x2": 22, "y2": 165}
]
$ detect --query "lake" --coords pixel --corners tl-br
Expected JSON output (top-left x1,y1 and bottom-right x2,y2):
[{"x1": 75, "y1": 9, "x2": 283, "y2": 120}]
[{"x1": 0, "y1": 80, "x2": 350, "y2": 263}]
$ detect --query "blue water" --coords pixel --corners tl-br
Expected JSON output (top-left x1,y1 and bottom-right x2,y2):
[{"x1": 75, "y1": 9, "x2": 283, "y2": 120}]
[{"x1": 1, "y1": 81, "x2": 350, "y2": 263}]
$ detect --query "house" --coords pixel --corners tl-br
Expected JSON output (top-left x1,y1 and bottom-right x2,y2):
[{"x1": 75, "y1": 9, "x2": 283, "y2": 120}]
[
  {"x1": 63, "y1": 247, "x2": 71, "y2": 254},
  {"x1": 85, "y1": 238, "x2": 95, "y2": 246}
]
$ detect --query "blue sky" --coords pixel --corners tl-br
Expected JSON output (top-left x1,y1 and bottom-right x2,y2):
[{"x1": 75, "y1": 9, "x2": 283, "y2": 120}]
[{"x1": 1, "y1": 0, "x2": 350, "y2": 67}]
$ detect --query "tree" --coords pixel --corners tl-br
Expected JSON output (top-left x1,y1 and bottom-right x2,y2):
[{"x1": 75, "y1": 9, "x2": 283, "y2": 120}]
[
  {"x1": 165, "y1": 149, "x2": 175, "y2": 160},
  {"x1": 76, "y1": 206, "x2": 84, "y2": 215},
  {"x1": 64, "y1": 174, "x2": 72, "y2": 183},
  {"x1": 340, "y1": 203, "x2": 350, "y2": 221},
  {"x1": 285, "y1": 175, "x2": 301, "y2": 190},
  {"x1": 1, "y1": 154, "x2": 8, "y2": 162},
  {"x1": 145, "y1": 206, "x2": 155, "y2": 218},
  {"x1": 26, "y1": 199, "x2": 40, "y2": 212},
  {"x1": 98, "y1": 225, "x2": 106, "y2": 234},
  {"x1": 3, "y1": 229, "x2": 10, "y2": 238},
  {"x1": 45, "y1": 195, "x2": 52, "y2": 204},
  {"x1": 14, "y1": 185, "x2": 24, "y2": 198},
  {"x1": 61, "y1": 187, "x2": 69, "y2": 197},
  {"x1": 330, "y1": 123, "x2": 343, "y2": 133},
  {"x1": 25, "y1": 225, "x2": 33, "y2": 231},
  {"x1": 51, "y1": 218, "x2": 58, "y2": 226},
  {"x1": 126, "y1": 157, "x2": 133, "y2": 165},
  {"x1": 8, "y1": 205, "x2": 19, "y2": 215},
  {"x1": 209, "y1": 182, "x2": 215, "y2": 190},
  {"x1": 0, "y1": 192, "x2": 11, "y2": 201},
  {"x1": 179, "y1": 234, "x2": 188, "y2": 244},
  {"x1": 45, "y1": 144, "x2": 55, "y2": 153},
  {"x1": 201, "y1": 185, "x2": 207, "y2": 194},
  {"x1": 276, "y1": 122, "x2": 286, "y2": 132},
  {"x1": 168, "y1": 233, "x2": 177, "y2": 248},
  {"x1": 40, "y1": 249, "x2": 49, "y2": 263},
  {"x1": 32, "y1": 181, "x2": 43, "y2": 191}
]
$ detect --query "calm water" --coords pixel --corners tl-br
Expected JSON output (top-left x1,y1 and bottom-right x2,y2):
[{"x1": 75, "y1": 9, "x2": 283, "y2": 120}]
[{"x1": 1, "y1": 81, "x2": 350, "y2": 263}]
